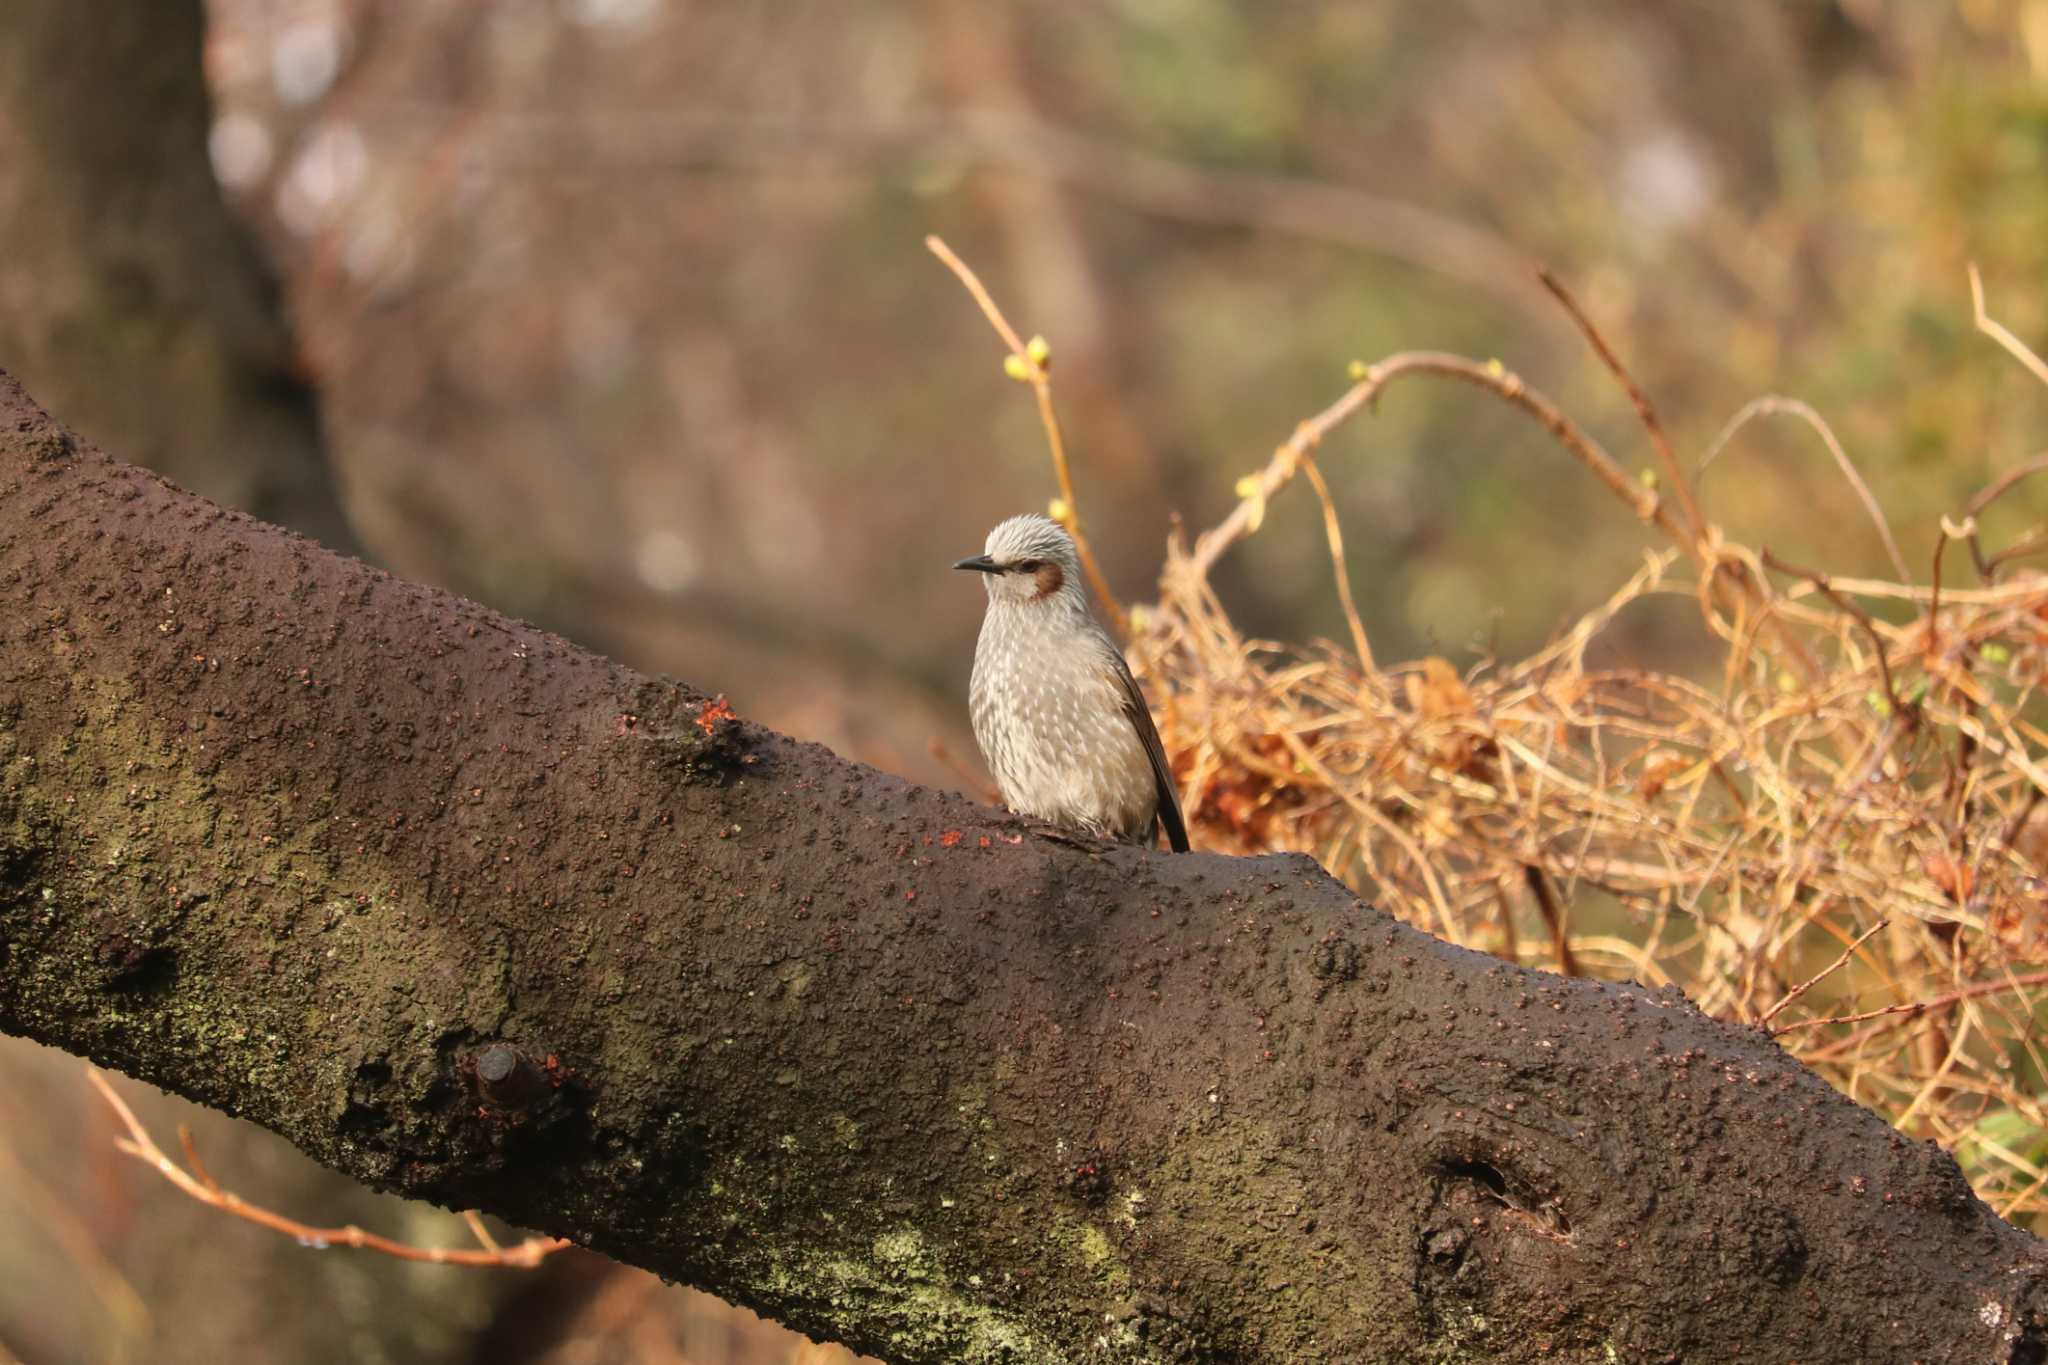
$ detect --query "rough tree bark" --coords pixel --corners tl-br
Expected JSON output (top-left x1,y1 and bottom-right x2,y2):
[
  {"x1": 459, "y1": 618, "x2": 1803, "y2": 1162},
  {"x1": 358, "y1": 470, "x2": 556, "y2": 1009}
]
[{"x1": 1, "y1": 372, "x2": 2044, "y2": 1363}]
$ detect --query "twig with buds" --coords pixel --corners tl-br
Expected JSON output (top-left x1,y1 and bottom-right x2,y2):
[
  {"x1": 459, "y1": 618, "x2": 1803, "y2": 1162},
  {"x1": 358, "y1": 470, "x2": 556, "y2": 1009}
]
[{"x1": 926, "y1": 234, "x2": 1128, "y2": 636}]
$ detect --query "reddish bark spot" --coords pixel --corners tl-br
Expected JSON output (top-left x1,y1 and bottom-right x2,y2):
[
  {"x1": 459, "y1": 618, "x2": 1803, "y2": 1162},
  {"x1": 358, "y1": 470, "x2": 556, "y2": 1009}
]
[
  {"x1": 695, "y1": 696, "x2": 738, "y2": 733},
  {"x1": 612, "y1": 712, "x2": 638, "y2": 737},
  {"x1": 939, "y1": 830, "x2": 963, "y2": 848}
]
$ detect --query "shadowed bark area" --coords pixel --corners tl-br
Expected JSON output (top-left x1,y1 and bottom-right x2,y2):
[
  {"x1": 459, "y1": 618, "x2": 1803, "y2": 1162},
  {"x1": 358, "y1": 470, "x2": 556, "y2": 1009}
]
[{"x1": 2, "y1": 371, "x2": 2045, "y2": 1363}]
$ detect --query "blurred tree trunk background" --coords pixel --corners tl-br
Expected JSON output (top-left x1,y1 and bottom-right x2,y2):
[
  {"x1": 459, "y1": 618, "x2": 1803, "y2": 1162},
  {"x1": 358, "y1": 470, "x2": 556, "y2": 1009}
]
[{"x1": 0, "y1": 1, "x2": 354, "y2": 553}]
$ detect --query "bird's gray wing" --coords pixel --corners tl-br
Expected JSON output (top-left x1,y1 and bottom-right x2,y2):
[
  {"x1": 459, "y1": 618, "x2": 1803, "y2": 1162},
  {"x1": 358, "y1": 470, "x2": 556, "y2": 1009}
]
[{"x1": 1101, "y1": 647, "x2": 1190, "y2": 853}]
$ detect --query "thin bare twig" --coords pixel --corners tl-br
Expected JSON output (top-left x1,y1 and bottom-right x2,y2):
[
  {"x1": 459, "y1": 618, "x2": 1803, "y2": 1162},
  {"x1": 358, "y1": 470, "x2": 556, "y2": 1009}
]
[
  {"x1": 1970, "y1": 263, "x2": 2048, "y2": 390},
  {"x1": 1929, "y1": 515, "x2": 1971, "y2": 653},
  {"x1": 1962, "y1": 450, "x2": 2048, "y2": 582},
  {"x1": 462, "y1": 1209, "x2": 504, "y2": 1255},
  {"x1": 1760, "y1": 919, "x2": 1888, "y2": 1031},
  {"x1": 177, "y1": 1125, "x2": 222, "y2": 1194},
  {"x1": 1299, "y1": 453, "x2": 1375, "y2": 672},
  {"x1": 1759, "y1": 548, "x2": 1909, "y2": 720},
  {"x1": 1983, "y1": 526, "x2": 2048, "y2": 579},
  {"x1": 1699, "y1": 395, "x2": 1910, "y2": 583},
  {"x1": 1538, "y1": 268, "x2": 1707, "y2": 545},
  {"x1": 1771, "y1": 969, "x2": 2048, "y2": 1038},
  {"x1": 925, "y1": 234, "x2": 1126, "y2": 634},
  {"x1": 86, "y1": 1069, "x2": 570, "y2": 1268},
  {"x1": 1963, "y1": 450, "x2": 2048, "y2": 523}
]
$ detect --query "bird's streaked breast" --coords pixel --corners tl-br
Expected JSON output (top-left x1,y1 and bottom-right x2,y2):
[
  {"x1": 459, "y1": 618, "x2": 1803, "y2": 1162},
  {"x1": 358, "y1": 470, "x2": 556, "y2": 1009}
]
[{"x1": 969, "y1": 604, "x2": 1158, "y2": 840}]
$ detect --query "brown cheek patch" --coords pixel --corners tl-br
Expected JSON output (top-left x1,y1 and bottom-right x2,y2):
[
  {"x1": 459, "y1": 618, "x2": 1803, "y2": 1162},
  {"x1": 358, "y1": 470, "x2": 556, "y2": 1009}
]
[{"x1": 1032, "y1": 562, "x2": 1065, "y2": 600}]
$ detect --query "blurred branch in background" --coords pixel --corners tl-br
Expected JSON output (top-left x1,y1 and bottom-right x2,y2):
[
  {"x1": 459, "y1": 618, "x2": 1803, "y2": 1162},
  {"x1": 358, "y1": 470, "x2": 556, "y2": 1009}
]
[{"x1": 446, "y1": 108, "x2": 1558, "y2": 327}]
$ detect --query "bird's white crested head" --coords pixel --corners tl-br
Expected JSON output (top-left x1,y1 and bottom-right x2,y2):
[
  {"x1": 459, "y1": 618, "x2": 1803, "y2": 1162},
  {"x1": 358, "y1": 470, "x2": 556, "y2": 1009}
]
[
  {"x1": 956, "y1": 513, "x2": 1089, "y2": 611},
  {"x1": 984, "y1": 513, "x2": 1079, "y2": 570}
]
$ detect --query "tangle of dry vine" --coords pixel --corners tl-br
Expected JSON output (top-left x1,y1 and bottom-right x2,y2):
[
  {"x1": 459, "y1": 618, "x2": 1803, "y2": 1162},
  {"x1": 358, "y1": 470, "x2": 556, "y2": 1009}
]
[{"x1": 1121, "y1": 267, "x2": 2048, "y2": 1228}]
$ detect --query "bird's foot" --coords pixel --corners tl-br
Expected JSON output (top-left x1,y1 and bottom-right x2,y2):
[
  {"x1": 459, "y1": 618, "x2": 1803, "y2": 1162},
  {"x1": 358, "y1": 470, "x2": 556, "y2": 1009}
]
[{"x1": 1019, "y1": 820, "x2": 1109, "y2": 854}]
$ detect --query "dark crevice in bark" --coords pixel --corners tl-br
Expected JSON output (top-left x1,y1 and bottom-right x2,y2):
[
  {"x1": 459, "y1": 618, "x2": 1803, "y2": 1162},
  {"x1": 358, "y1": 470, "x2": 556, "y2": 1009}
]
[{"x1": 3, "y1": 370, "x2": 2048, "y2": 1361}]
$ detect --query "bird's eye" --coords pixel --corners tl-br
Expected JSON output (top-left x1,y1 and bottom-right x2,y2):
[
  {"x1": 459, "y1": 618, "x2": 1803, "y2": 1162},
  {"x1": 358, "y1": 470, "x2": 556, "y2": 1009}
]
[{"x1": 1014, "y1": 559, "x2": 1043, "y2": 574}]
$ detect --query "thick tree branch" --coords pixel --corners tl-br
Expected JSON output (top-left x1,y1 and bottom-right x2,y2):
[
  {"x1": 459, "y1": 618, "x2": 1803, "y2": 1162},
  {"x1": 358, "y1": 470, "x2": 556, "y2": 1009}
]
[{"x1": 1, "y1": 370, "x2": 2044, "y2": 1362}]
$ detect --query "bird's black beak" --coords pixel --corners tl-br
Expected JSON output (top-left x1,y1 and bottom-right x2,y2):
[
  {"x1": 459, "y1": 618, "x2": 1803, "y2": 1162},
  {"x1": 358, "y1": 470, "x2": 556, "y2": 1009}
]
[{"x1": 953, "y1": 555, "x2": 1001, "y2": 574}]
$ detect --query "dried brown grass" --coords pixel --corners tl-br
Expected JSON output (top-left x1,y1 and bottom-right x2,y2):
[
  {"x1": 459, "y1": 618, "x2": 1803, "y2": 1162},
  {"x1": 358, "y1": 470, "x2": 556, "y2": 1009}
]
[{"x1": 1118, "y1": 279, "x2": 2048, "y2": 1231}]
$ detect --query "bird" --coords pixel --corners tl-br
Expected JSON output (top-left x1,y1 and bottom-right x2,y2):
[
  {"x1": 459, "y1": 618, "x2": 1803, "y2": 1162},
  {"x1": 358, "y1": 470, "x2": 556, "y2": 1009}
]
[{"x1": 955, "y1": 514, "x2": 1189, "y2": 852}]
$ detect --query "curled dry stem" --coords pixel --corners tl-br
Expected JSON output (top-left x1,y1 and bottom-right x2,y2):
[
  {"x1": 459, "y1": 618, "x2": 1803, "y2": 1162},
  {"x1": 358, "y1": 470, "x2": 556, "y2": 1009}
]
[
  {"x1": 1700, "y1": 395, "x2": 1910, "y2": 583},
  {"x1": 1189, "y1": 351, "x2": 1687, "y2": 580}
]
